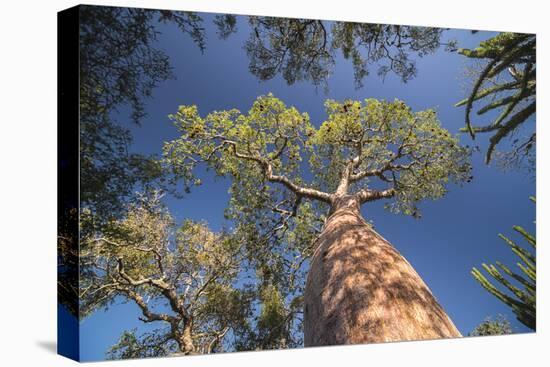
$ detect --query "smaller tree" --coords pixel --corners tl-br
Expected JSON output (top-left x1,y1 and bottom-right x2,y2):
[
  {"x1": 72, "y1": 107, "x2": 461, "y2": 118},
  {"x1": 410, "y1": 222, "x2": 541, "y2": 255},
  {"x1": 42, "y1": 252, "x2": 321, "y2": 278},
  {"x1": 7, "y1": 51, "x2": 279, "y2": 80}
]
[
  {"x1": 469, "y1": 315, "x2": 512, "y2": 336},
  {"x1": 471, "y1": 197, "x2": 536, "y2": 330},
  {"x1": 456, "y1": 32, "x2": 536, "y2": 167},
  {"x1": 80, "y1": 191, "x2": 252, "y2": 358}
]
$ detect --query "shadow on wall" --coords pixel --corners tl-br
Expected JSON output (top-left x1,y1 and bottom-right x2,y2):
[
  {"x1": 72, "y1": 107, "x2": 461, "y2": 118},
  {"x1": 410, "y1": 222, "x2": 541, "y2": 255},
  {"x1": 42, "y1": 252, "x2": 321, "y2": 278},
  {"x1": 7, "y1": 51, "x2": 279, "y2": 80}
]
[{"x1": 35, "y1": 340, "x2": 57, "y2": 354}]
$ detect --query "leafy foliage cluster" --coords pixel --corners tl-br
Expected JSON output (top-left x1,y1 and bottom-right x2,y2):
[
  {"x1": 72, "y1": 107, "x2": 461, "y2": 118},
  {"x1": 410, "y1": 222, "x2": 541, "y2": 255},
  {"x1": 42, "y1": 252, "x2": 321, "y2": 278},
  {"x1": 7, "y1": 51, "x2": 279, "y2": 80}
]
[
  {"x1": 235, "y1": 284, "x2": 304, "y2": 351},
  {"x1": 164, "y1": 94, "x2": 471, "y2": 219},
  {"x1": 469, "y1": 315, "x2": 512, "y2": 336},
  {"x1": 245, "y1": 18, "x2": 454, "y2": 88}
]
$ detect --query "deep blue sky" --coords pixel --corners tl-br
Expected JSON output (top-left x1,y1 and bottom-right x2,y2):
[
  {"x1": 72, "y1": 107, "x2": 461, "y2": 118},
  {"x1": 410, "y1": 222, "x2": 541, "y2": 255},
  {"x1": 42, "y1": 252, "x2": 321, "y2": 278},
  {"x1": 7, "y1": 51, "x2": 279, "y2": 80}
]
[{"x1": 79, "y1": 13, "x2": 535, "y2": 361}]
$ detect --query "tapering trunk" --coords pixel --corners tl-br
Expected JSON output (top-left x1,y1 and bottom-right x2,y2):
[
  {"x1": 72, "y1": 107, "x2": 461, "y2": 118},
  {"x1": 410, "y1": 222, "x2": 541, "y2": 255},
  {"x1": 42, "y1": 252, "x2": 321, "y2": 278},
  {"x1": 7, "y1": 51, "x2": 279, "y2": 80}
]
[
  {"x1": 304, "y1": 195, "x2": 461, "y2": 346},
  {"x1": 176, "y1": 323, "x2": 196, "y2": 355}
]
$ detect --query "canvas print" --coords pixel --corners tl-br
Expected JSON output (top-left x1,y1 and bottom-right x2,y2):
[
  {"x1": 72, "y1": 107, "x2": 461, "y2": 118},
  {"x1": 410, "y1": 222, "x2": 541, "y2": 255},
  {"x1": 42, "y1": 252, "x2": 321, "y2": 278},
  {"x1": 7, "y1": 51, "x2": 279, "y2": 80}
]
[{"x1": 57, "y1": 4, "x2": 536, "y2": 362}]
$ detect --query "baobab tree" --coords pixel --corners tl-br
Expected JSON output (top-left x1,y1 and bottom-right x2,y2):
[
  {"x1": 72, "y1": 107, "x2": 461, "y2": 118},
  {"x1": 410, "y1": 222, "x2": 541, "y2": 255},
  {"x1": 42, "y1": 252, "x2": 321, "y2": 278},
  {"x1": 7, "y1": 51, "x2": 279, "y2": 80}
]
[
  {"x1": 164, "y1": 94, "x2": 471, "y2": 346},
  {"x1": 80, "y1": 192, "x2": 252, "y2": 358}
]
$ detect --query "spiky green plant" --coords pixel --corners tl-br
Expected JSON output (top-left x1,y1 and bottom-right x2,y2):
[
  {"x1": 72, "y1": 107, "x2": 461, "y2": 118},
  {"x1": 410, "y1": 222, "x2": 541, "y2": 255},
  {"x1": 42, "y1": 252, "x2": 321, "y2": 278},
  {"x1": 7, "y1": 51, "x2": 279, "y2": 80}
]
[
  {"x1": 456, "y1": 32, "x2": 535, "y2": 165},
  {"x1": 471, "y1": 197, "x2": 536, "y2": 330}
]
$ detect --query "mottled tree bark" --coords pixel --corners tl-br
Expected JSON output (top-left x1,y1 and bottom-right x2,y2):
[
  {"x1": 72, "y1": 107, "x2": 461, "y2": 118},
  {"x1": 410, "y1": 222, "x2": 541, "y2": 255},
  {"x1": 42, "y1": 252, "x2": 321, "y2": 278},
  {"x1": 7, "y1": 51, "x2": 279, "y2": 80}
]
[
  {"x1": 181, "y1": 323, "x2": 196, "y2": 354},
  {"x1": 304, "y1": 195, "x2": 461, "y2": 346},
  {"x1": 173, "y1": 321, "x2": 196, "y2": 355}
]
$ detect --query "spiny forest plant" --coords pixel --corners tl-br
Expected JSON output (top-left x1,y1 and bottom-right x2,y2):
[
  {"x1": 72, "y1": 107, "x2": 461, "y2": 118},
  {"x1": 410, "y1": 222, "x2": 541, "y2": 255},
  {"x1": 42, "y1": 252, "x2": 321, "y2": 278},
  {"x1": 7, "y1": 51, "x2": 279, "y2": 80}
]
[
  {"x1": 164, "y1": 94, "x2": 471, "y2": 346},
  {"x1": 456, "y1": 32, "x2": 535, "y2": 167},
  {"x1": 471, "y1": 197, "x2": 536, "y2": 330}
]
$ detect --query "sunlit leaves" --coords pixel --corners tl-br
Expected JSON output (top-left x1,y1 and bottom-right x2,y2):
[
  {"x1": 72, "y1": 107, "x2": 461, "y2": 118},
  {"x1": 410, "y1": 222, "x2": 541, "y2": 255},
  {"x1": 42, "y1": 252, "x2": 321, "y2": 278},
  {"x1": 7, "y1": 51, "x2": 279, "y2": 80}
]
[
  {"x1": 235, "y1": 284, "x2": 303, "y2": 350},
  {"x1": 107, "y1": 328, "x2": 176, "y2": 359},
  {"x1": 164, "y1": 93, "x2": 313, "y2": 193},
  {"x1": 311, "y1": 98, "x2": 471, "y2": 215},
  {"x1": 166, "y1": 93, "x2": 471, "y2": 224}
]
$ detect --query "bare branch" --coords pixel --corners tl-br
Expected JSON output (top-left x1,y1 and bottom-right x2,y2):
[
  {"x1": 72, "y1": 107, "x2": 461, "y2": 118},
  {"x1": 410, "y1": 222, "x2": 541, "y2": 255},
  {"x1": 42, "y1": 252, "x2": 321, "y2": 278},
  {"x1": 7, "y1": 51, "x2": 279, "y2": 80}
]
[
  {"x1": 117, "y1": 258, "x2": 188, "y2": 319},
  {"x1": 118, "y1": 287, "x2": 177, "y2": 324},
  {"x1": 220, "y1": 140, "x2": 332, "y2": 202},
  {"x1": 356, "y1": 187, "x2": 396, "y2": 203},
  {"x1": 206, "y1": 326, "x2": 230, "y2": 354}
]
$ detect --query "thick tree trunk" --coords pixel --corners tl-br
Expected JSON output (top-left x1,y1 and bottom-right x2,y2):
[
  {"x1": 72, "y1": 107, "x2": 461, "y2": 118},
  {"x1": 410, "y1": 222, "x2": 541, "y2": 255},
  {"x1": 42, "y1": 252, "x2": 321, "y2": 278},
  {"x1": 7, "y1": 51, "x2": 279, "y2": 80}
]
[{"x1": 304, "y1": 195, "x2": 461, "y2": 346}]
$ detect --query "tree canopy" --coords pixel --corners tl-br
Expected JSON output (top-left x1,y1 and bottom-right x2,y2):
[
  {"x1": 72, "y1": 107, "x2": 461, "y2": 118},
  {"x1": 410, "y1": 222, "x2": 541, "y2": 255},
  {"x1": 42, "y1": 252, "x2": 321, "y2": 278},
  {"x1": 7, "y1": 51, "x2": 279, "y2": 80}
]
[
  {"x1": 164, "y1": 94, "x2": 471, "y2": 221},
  {"x1": 163, "y1": 94, "x2": 472, "y2": 349},
  {"x1": 244, "y1": 18, "x2": 453, "y2": 88},
  {"x1": 456, "y1": 32, "x2": 535, "y2": 168}
]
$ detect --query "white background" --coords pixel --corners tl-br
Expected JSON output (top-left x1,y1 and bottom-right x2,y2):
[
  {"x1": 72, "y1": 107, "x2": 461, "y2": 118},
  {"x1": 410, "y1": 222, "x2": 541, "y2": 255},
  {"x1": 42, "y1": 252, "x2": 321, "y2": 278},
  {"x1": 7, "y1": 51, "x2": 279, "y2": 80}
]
[{"x1": 0, "y1": 0, "x2": 546, "y2": 365}]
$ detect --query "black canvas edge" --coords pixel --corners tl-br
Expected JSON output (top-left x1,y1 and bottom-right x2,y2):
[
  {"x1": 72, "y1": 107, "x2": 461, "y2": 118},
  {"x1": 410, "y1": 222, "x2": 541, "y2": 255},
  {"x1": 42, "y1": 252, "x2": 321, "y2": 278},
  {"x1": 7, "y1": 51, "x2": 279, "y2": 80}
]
[{"x1": 57, "y1": 4, "x2": 80, "y2": 362}]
